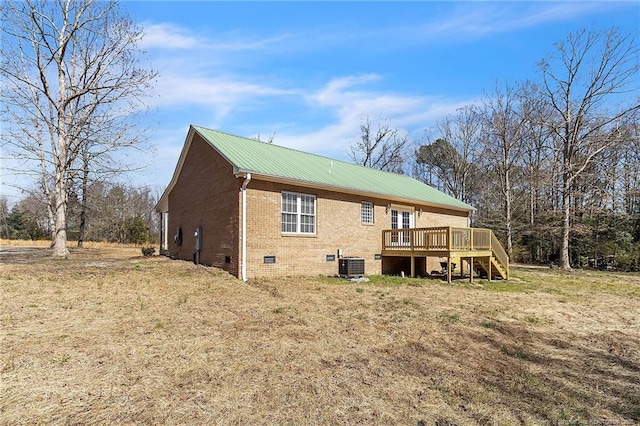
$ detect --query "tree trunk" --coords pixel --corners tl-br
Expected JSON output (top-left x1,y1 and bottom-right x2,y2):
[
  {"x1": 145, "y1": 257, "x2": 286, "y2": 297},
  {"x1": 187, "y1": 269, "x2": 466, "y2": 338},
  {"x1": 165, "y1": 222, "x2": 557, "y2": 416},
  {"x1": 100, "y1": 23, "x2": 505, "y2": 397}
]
[
  {"x1": 504, "y1": 169, "x2": 513, "y2": 260},
  {"x1": 77, "y1": 200, "x2": 86, "y2": 248},
  {"x1": 77, "y1": 155, "x2": 89, "y2": 248},
  {"x1": 560, "y1": 178, "x2": 572, "y2": 269},
  {"x1": 529, "y1": 171, "x2": 535, "y2": 226},
  {"x1": 46, "y1": 193, "x2": 56, "y2": 245},
  {"x1": 52, "y1": 186, "x2": 69, "y2": 257}
]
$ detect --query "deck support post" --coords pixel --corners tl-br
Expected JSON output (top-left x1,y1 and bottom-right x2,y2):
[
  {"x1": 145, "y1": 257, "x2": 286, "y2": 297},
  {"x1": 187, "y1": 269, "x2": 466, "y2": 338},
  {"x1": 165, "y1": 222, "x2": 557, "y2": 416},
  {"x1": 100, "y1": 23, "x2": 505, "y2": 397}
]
[
  {"x1": 488, "y1": 257, "x2": 492, "y2": 282},
  {"x1": 447, "y1": 257, "x2": 452, "y2": 283},
  {"x1": 470, "y1": 257, "x2": 474, "y2": 284},
  {"x1": 410, "y1": 256, "x2": 415, "y2": 278}
]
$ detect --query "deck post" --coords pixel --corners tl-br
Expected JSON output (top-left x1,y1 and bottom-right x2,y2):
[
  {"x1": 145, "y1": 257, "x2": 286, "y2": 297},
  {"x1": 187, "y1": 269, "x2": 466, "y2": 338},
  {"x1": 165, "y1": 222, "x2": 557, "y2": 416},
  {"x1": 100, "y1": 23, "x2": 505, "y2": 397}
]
[
  {"x1": 447, "y1": 257, "x2": 452, "y2": 283},
  {"x1": 488, "y1": 257, "x2": 492, "y2": 282},
  {"x1": 470, "y1": 257, "x2": 474, "y2": 284},
  {"x1": 410, "y1": 256, "x2": 415, "y2": 278}
]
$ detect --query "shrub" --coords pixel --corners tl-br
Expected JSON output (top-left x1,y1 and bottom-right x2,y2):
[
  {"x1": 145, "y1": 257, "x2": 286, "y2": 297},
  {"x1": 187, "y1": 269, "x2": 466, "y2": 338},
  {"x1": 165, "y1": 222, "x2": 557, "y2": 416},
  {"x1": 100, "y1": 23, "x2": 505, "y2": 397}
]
[
  {"x1": 126, "y1": 217, "x2": 151, "y2": 245},
  {"x1": 141, "y1": 246, "x2": 155, "y2": 257}
]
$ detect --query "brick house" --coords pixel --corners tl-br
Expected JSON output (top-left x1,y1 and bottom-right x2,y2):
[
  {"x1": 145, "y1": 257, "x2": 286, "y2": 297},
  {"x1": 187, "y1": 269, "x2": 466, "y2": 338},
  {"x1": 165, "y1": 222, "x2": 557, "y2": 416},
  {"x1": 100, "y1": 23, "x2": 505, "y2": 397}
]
[{"x1": 156, "y1": 125, "x2": 508, "y2": 282}]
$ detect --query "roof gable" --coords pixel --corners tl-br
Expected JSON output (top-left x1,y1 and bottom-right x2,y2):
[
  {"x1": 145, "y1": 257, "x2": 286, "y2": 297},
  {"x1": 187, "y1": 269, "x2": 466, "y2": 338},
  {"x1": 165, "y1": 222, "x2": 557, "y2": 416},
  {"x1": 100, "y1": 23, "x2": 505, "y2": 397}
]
[{"x1": 192, "y1": 126, "x2": 473, "y2": 212}]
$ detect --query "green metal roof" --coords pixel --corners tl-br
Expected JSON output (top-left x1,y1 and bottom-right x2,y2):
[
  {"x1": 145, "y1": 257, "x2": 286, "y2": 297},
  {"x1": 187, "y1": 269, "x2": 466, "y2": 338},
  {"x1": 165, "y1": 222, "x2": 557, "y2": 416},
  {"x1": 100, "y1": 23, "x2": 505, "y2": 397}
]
[{"x1": 193, "y1": 125, "x2": 474, "y2": 211}]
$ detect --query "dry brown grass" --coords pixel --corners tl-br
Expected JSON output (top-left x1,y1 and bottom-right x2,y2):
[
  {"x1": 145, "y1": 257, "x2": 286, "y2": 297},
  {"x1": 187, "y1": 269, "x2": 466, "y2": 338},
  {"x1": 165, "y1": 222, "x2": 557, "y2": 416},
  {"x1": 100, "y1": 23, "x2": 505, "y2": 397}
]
[
  {"x1": 1, "y1": 246, "x2": 639, "y2": 425},
  {"x1": 0, "y1": 239, "x2": 151, "y2": 249}
]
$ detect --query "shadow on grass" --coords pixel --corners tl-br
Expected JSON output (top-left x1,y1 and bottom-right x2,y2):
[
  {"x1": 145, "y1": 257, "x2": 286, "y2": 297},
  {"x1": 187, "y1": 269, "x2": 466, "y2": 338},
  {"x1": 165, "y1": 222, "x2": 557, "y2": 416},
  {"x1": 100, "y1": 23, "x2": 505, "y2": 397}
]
[{"x1": 381, "y1": 320, "x2": 639, "y2": 423}]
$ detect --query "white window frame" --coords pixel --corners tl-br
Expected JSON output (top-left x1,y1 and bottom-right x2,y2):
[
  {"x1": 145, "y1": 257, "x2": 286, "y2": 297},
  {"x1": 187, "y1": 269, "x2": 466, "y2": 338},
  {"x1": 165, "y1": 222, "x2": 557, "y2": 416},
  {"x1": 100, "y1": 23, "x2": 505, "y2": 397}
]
[
  {"x1": 361, "y1": 201, "x2": 374, "y2": 225},
  {"x1": 281, "y1": 191, "x2": 316, "y2": 235}
]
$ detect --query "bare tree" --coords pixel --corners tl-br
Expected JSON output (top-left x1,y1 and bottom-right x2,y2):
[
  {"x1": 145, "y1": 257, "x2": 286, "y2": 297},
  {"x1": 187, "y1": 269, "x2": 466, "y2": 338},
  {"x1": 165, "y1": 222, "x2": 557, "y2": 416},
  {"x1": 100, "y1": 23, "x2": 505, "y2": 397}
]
[
  {"x1": 0, "y1": 197, "x2": 9, "y2": 239},
  {"x1": 519, "y1": 85, "x2": 555, "y2": 226},
  {"x1": 538, "y1": 28, "x2": 640, "y2": 269},
  {"x1": 74, "y1": 111, "x2": 154, "y2": 247},
  {"x1": 479, "y1": 81, "x2": 530, "y2": 259},
  {"x1": 75, "y1": 182, "x2": 156, "y2": 243},
  {"x1": 621, "y1": 125, "x2": 640, "y2": 215},
  {"x1": 349, "y1": 117, "x2": 409, "y2": 174},
  {"x1": 416, "y1": 106, "x2": 483, "y2": 205},
  {"x1": 1, "y1": 0, "x2": 156, "y2": 256}
]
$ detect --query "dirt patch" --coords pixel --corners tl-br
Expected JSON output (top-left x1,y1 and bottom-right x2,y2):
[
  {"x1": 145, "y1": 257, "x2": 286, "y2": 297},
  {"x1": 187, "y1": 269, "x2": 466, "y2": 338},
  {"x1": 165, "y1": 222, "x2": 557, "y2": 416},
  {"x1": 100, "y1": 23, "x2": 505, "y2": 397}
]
[
  {"x1": 0, "y1": 246, "x2": 55, "y2": 264},
  {"x1": 0, "y1": 243, "x2": 144, "y2": 264}
]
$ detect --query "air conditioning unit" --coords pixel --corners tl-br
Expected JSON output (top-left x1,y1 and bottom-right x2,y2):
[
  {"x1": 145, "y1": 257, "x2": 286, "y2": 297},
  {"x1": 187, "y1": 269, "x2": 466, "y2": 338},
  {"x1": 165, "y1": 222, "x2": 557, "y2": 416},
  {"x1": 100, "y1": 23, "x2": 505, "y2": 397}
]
[{"x1": 339, "y1": 257, "x2": 365, "y2": 278}]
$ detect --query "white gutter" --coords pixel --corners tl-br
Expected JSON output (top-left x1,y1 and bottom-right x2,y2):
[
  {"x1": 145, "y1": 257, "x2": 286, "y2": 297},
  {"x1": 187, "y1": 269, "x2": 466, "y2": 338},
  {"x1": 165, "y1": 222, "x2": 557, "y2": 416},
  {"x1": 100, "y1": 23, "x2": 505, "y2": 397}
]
[{"x1": 240, "y1": 173, "x2": 252, "y2": 282}]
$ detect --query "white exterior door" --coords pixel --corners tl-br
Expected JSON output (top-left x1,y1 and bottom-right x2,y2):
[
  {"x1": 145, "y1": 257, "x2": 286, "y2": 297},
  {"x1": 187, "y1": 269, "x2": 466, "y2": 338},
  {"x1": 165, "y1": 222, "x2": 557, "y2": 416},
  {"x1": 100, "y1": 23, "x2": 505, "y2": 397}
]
[
  {"x1": 391, "y1": 207, "x2": 413, "y2": 246},
  {"x1": 161, "y1": 211, "x2": 169, "y2": 251}
]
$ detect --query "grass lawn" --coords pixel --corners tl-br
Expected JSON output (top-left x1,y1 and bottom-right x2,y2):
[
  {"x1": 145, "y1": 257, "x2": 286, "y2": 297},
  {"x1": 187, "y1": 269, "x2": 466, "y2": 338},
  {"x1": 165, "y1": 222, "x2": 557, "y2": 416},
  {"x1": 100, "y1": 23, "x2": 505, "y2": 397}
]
[{"x1": 1, "y1": 246, "x2": 639, "y2": 425}]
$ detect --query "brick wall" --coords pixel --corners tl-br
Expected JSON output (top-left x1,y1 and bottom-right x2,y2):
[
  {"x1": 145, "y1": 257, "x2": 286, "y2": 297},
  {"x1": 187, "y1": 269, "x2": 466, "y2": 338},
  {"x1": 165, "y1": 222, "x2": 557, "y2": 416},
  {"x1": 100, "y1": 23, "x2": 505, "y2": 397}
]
[
  {"x1": 244, "y1": 179, "x2": 469, "y2": 279},
  {"x1": 167, "y1": 134, "x2": 241, "y2": 276}
]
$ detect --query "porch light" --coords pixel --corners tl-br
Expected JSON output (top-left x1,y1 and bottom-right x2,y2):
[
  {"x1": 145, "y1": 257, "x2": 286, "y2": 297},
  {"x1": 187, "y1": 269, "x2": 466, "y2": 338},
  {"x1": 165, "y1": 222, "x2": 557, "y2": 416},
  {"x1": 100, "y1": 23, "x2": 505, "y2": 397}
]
[{"x1": 386, "y1": 204, "x2": 391, "y2": 214}]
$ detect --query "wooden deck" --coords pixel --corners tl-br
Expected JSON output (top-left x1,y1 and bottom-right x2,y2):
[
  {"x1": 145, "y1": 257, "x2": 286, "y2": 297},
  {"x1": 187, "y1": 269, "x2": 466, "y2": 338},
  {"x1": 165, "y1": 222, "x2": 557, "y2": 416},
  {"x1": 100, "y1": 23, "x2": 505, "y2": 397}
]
[{"x1": 381, "y1": 226, "x2": 509, "y2": 282}]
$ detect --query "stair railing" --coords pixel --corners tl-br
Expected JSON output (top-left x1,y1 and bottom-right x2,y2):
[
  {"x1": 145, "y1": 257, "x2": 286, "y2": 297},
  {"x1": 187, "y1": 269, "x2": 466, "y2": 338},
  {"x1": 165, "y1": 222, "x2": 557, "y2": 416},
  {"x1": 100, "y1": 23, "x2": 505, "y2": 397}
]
[{"x1": 490, "y1": 232, "x2": 509, "y2": 278}]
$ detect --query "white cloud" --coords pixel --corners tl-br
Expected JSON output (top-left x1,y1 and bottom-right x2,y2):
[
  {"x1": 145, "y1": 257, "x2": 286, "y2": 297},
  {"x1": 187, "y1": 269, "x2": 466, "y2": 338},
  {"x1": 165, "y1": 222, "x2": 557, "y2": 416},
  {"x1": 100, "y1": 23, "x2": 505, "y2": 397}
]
[
  {"x1": 376, "y1": 2, "x2": 620, "y2": 46},
  {"x1": 207, "y1": 33, "x2": 294, "y2": 52},
  {"x1": 140, "y1": 23, "x2": 202, "y2": 49},
  {"x1": 138, "y1": 21, "x2": 302, "y2": 123},
  {"x1": 310, "y1": 74, "x2": 382, "y2": 105},
  {"x1": 509, "y1": 2, "x2": 613, "y2": 30},
  {"x1": 272, "y1": 75, "x2": 475, "y2": 157},
  {"x1": 140, "y1": 22, "x2": 292, "y2": 52},
  {"x1": 148, "y1": 73, "x2": 298, "y2": 123}
]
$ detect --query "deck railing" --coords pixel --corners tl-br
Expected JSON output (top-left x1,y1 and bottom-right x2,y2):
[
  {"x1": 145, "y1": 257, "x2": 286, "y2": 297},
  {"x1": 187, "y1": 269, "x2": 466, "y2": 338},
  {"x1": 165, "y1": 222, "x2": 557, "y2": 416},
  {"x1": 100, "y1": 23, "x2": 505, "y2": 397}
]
[{"x1": 383, "y1": 226, "x2": 500, "y2": 253}]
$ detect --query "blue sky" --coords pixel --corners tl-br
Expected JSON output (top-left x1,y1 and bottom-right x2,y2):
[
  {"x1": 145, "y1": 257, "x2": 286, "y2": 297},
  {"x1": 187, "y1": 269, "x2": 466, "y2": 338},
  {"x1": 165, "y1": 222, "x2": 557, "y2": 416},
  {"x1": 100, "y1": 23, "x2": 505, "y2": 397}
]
[{"x1": 3, "y1": 1, "x2": 639, "y2": 204}]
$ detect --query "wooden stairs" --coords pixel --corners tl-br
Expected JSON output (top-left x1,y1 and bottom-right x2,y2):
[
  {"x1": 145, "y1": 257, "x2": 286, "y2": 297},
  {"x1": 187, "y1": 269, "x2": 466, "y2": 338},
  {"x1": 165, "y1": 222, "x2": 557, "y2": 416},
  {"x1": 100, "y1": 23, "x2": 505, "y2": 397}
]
[{"x1": 473, "y1": 256, "x2": 508, "y2": 280}]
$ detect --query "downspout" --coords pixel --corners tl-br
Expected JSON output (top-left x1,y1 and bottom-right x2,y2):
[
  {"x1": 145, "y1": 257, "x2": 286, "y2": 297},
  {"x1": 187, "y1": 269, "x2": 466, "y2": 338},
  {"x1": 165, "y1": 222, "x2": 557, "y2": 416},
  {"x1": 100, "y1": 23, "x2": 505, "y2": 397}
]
[{"x1": 240, "y1": 173, "x2": 252, "y2": 282}]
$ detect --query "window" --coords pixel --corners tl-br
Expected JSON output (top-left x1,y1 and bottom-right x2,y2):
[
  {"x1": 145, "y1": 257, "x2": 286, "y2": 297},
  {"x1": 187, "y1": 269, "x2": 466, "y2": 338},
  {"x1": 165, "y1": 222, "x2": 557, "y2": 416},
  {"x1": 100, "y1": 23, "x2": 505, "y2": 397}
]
[
  {"x1": 281, "y1": 192, "x2": 316, "y2": 234},
  {"x1": 361, "y1": 201, "x2": 374, "y2": 224},
  {"x1": 281, "y1": 192, "x2": 298, "y2": 233},
  {"x1": 402, "y1": 211, "x2": 410, "y2": 228}
]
